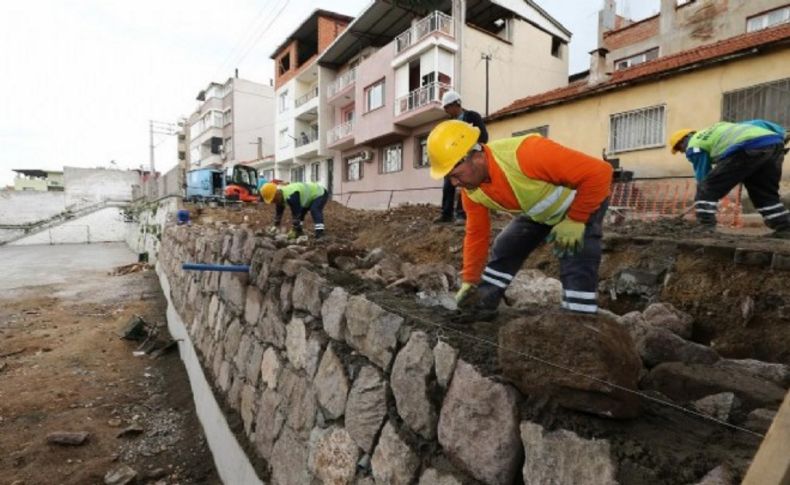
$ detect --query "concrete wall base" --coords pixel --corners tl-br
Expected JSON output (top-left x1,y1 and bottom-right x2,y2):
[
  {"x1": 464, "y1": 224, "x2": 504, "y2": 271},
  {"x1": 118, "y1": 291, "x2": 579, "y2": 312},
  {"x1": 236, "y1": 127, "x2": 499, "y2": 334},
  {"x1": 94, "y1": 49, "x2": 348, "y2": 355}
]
[{"x1": 156, "y1": 263, "x2": 263, "y2": 485}]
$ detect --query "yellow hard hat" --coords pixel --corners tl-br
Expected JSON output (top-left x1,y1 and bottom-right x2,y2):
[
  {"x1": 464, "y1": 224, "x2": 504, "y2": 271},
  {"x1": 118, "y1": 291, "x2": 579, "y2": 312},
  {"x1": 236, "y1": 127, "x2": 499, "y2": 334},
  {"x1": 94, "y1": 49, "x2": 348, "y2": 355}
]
[
  {"x1": 669, "y1": 129, "x2": 694, "y2": 153},
  {"x1": 427, "y1": 120, "x2": 481, "y2": 179},
  {"x1": 260, "y1": 182, "x2": 278, "y2": 203}
]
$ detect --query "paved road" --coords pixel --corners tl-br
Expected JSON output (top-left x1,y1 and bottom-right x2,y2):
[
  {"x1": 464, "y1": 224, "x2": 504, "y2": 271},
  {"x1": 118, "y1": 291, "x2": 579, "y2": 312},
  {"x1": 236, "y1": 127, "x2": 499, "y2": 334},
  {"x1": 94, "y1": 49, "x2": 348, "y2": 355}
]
[{"x1": 0, "y1": 242, "x2": 136, "y2": 291}]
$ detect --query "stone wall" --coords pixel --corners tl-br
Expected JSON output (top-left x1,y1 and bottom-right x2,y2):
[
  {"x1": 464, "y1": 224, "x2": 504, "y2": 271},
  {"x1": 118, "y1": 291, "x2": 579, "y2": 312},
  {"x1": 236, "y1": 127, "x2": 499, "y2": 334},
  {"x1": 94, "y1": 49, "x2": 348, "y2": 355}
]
[{"x1": 157, "y1": 225, "x2": 624, "y2": 485}]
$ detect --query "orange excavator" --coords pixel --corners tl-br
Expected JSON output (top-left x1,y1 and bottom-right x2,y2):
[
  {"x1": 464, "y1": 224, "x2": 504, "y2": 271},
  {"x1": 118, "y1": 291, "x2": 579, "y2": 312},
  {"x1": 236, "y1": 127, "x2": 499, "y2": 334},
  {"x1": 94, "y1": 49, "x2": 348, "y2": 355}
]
[{"x1": 224, "y1": 165, "x2": 260, "y2": 203}]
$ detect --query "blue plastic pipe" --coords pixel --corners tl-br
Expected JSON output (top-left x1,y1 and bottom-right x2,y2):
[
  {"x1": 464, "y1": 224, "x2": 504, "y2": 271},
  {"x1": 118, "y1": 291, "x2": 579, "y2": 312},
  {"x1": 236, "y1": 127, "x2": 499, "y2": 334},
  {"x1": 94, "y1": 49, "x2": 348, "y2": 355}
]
[{"x1": 182, "y1": 263, "x2": 250, "y2": 273}]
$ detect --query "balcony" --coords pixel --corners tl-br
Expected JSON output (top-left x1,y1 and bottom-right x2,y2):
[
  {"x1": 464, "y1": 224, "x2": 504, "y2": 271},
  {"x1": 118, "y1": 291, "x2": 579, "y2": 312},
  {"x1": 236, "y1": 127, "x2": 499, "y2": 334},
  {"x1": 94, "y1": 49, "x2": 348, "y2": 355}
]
[
  {"x1": 294, "y1": 130, "x2": 319, "y2": 158},
  {"x1": 394, "y1": 82, "x2": 450, "y2": 127},
  {"x1": 295, "y1": 87, "x2": 318, "y2": 108},
  {"x1": 395, "y1": 11, "x2": 453, "y2": 54},
  {"x1": 327, "y1": 120, "x2": 355, "y2": 149},
  {"x1": 327, "y1": 68, "x2": 357, "y2": 106}
]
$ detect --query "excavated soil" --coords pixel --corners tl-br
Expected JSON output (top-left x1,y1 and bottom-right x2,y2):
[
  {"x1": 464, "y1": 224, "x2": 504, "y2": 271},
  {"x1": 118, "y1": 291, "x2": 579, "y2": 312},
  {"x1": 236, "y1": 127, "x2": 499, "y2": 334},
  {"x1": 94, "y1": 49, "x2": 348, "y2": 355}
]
[{"x1": 187, "y1": 201, "x2": 790, "y2": 484}]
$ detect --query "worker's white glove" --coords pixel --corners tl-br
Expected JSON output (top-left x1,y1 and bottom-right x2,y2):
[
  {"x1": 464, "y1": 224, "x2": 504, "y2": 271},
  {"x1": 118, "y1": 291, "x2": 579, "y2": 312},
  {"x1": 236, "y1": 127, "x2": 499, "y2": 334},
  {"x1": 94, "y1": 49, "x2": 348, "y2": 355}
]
[{"x1": 266, "y1": 225, "x2": 278, "y2": 236}]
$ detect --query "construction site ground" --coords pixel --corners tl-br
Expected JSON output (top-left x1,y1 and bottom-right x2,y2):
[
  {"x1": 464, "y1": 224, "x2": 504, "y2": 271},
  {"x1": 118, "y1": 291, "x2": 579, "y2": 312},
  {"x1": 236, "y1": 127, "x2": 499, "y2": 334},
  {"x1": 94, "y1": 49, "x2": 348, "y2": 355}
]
[
  {"x1": 0, "y1": 243, "x2": 218, "y2": 485},
  {"x1": 189, "y1": 200, "x2": 790, "y2": 484}
]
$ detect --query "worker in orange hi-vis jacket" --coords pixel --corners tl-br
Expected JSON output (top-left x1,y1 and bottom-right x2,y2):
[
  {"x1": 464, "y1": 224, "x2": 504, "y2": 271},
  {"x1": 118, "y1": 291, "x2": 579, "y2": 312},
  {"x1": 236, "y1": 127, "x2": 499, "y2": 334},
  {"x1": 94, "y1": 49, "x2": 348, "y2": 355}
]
[{"x1": 427, "y1": 120, "x2": 613, "y2": 317}]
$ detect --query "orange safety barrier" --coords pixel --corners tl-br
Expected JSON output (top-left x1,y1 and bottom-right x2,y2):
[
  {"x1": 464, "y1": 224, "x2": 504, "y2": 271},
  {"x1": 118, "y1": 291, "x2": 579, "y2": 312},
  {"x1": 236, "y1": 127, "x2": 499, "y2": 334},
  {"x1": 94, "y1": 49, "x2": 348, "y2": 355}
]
[{"x1": 609, "y1": 179, "x2": 743, "y2": 228}]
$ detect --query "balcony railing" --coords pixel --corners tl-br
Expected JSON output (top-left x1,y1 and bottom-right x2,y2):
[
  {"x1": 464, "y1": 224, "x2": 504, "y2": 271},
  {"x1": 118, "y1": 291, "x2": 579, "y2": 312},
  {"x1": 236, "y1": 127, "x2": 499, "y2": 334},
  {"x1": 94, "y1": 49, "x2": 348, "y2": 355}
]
[
  {"x1": 327, "y1": 120, "x2": 354, "y2": 144},
  {"x1": 395, "y1": 82, "x2": 450, "y2": 117},
  {"x1": 295, "y1": 87, "x2": 319, "y2": 108},
  {"x1": 395, "y1": 11, "x2": 453, "y2": 53},
  {"x1": 295, "y1": 130, "x2": 319, "y2": 148},
  {"x1": 327, "y1": 68, "x2": 357, "y2": 98}
]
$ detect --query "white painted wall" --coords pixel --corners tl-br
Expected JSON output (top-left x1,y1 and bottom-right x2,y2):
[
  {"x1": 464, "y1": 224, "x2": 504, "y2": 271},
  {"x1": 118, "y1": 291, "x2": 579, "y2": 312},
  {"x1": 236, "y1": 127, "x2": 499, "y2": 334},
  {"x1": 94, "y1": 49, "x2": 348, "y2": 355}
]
[
  {"x1": 231, "y1": 78, "x2": 275, "y2": 164},
  {"x1": 11, "y1": 207, "x2": 130, "y2": 246},
  {"x1": 0, "y1": 191, "x2": 66, "y2": 224},
  {"x1": 64, "y1": 167, "x2": 140, "y2": 208},
  {"x1": 125, "y1": 198, "x2": 178, "y2": 262}
]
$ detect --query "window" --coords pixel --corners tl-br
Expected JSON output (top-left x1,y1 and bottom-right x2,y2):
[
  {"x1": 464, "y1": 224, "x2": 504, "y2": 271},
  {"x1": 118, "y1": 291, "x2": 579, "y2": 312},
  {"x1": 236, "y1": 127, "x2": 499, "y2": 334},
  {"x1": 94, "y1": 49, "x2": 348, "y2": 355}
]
[
  {"x1": 310, "y1": 162, "x2": 321, "y2": 182},
  {"x1": 609, "y1": 105, "x2": 666, "y2": 153},
  {"x1": 261, "y1": 169, "x2": 275, "y2": 181},
  {"x1": 279, "y1": 90, "x2": 289, "y2": 113},
  {"x1": 747, "y1": 6, "x2": 790, "y2": 32},
  {"x1": 291, "y1": 166, "x2": 305, "y2": 182},
  {"x1": 223, "y1": 109, "x2": 232, "y2": 126},
  {"x1": 512, "y1": 125, "x2": 549, "y2": 137},
  {"x1": 723, "y1": 78, "x2": 790, "y2": 128},
  {"x1": 211, "y1": 111, "x2": 223, "y2": 128},
  {"x1": 365, "y1": 79, "x2": 385, "y2": 112},
  {"x1": 345, "y1": 154, "x2": 364, "y2": 181},
  {"x1": 381, "y1": 143, "x2": 403, "y2": 174},
  {"x1": 278, "y1": 53, "x2": 291, "y2": 75},
  {"x1": 415, "y1": 136, "x2": 429, "y2": 168},
  {"x1": 615, "y1": 48, "x2": 659, "y2": 70},
  {"x1": 224, "y1": 137, "x2": 233, "y2": 159},
  {"x1": 551, "y1": 37, "x2": 562, "y2": 58},
  {"x1": 178, "y1": 150, "x2": 186, "y2": 161},
  {"x1": 279, "y1": 128, "x2": 289, "y2": 148}
]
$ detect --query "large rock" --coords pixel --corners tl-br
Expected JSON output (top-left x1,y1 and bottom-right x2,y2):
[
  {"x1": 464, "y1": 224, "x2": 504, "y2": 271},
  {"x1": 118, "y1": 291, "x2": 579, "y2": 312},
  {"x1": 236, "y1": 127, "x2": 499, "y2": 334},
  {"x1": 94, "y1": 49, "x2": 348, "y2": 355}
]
[
  {"x1": 499, "y1": 311, "x2": 642, "y2": 418},
  {"x1": 293, "y1": 269, "x2": 325, "y2": 317},
  {"x1": 637, "y1": 325, "x2": 719, "y2": 368},
  {"x1": 260, "y1": 347, "x2": 282, "y2": 390},
  {"x1": 744, "y1": 408, "x2": 776, "y2": 433},
  {"x1": 641, "y1": 302, "x2": 694, "y2": 339},
  {"x1": 219, "y1": 271, "x2": 248, "y2": 315},
  {"x1": 391, "y1": 332, "x2": 437, "y2": 439},
  {"x1": 520, "y1": 422, "x2": 616, "y2": 485},
  {"x1": 418, "y1": 468, "x2": 464, "y2": 485},
  {"x1": 240, "y1": 384, "x2": 257, "y2": 436},
  {"x1": 371, "y1": 422, "x2": 420, "y2": 485},
  {"x1": 641, "y1": 362, "x2": 785, "y2": 409},
  {"x1": 438, "y1": 360, "x2": 521, "y2": 485},
  {"x1": 253, "y1": 388, "x2": 283, "y2": 460},
  {"x1": 693, "y1": 464, "x2": 734, "y2": 485},
  {"x1": 244, "y1": 286, "x2": 264, "y2": 326},
  {"x1": 503, "y1": 269, "x2": 562, "y2": 308},
  {"x1": 434, "y1": 340, "x2": 458, "y2": 388},
  {"x1": 245, "y1": 341, "x2": 264, "y2": 385},
  {"x1": 713, "y1": 359, "x2": 790, "y2": 387},
  {"x1": 286, "y1": 317, "x2": 307, "y2": 370},
  {"x1": 223, "y1": 319, "x2": 243, "y2": 358},
  {"x1": 279, "y1": 368, "x2": 317, "y2": 437},
  {"x1": 271, "y1": 427, "x2": 310, "y2": 485},
  {"x1": 345, "y1": 295, "x2": 403, "y2": 370},
  {"x1": 314, "y1": 345, "x2": 350, "y2": 420},
  {"x1": 692, "y1": 392, "x2": 739, "y2": 422},
  {"x1": 309, "y1": 426, "x2": 359, "y2": 485},
  {"x1": 258, "y1": 290, "x2": 286, "y2": 348},
  {"x1": 345, "y1": 366, "x2": 388, "y2": 453},
  {"x1": 321, "y1": 287, "x2": 349, "y2": 341}
]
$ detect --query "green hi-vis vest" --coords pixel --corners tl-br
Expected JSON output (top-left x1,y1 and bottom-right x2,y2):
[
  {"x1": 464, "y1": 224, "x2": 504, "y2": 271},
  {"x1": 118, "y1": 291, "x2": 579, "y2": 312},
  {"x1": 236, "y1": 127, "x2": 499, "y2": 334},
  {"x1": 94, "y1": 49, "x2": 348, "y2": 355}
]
[
  {"x1": 281, "y1": 182, "x2": 326, "y2": 208},
  {"x1": 688, "y1": 122, "x2": 778, "y2": 160},
  {"x1": 464, "y1": 135, "x2": 576, "y2": 226}
]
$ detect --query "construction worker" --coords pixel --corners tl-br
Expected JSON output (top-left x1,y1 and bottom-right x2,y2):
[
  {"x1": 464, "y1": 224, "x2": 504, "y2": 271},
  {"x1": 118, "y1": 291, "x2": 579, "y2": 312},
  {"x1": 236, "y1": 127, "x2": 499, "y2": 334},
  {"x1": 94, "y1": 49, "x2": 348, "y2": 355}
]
[
  {"x1": 669, "y1": 119, "x2": 789, "y2": 237},
  {"x1": 435, "y1": 90, "x2": 488, "y2": 224},
  {"x1": 260, "y1": 181, "x2": 328, "y2": 239},
  {"x1": 427, "y1": 120, "x2": 613, "y2": 315}
]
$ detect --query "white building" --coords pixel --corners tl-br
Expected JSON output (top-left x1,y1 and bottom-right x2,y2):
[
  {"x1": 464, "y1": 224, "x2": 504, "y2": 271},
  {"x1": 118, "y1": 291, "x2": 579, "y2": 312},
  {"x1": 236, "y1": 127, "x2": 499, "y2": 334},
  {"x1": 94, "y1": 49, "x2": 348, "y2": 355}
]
[{"x1": 188, "y1": 76, "x2": 275, "y2": 170}]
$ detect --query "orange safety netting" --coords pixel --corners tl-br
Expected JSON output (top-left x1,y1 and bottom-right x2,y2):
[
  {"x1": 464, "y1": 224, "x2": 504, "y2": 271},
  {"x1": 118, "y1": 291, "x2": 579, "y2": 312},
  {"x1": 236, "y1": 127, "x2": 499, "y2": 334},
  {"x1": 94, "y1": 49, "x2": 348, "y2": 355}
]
[{"x1": 609, "y1": 179, "x2": 743, "y2": 228}]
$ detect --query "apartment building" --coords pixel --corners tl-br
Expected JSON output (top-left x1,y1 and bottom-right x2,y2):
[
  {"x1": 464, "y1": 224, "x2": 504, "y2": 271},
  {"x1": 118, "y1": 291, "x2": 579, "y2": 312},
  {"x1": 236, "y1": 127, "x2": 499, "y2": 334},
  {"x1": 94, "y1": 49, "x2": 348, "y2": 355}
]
[
  {"x1": 12, "y1": 169, "x2": 64, "y2": 191},
  {"x1": 599, "y1": 0, "x2": 790, "y2": 73},
  {"x1": 269, "y1": 10, "x2": 353, "y2": 185},
  {"x1": 188, "y1": 76, "x2": 275, "y2": 170},
  {"x1": 485, "y1": 1, "x2": 790, "y2": 179},
  {"x1": 316, "y1": 0, "x2": 570, "y2": 209}
]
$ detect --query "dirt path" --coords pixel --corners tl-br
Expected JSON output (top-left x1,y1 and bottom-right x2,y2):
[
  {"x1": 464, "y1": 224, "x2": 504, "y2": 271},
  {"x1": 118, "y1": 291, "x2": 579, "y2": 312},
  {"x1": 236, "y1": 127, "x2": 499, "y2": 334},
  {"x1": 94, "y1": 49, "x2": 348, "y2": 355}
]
[{"x1": 0, "y1": 244, "x2": 218, "y2": 485}]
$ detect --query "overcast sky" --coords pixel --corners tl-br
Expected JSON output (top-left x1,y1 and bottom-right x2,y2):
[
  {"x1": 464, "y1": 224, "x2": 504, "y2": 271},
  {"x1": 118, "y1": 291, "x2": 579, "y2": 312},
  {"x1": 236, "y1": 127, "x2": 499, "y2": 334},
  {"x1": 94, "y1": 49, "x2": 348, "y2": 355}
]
[{"x1": 0, "y1": 0, "x2": 659, "y2": 187}]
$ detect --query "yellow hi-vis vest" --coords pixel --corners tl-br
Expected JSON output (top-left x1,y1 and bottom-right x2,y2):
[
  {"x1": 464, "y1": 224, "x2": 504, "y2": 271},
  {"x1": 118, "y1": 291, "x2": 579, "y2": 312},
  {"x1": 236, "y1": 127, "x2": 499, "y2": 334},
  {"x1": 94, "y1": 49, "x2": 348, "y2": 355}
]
[{"x1": 464, "y1": 135, "x2": 576, "y2": 226}]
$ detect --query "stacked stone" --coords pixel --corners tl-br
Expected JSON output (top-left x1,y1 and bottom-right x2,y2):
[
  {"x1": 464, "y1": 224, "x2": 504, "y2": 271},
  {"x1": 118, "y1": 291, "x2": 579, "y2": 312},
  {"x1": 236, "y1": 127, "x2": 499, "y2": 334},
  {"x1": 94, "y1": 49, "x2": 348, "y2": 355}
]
[{"x1": 156, "y1": 226, "x2": 626, "y2": 485}]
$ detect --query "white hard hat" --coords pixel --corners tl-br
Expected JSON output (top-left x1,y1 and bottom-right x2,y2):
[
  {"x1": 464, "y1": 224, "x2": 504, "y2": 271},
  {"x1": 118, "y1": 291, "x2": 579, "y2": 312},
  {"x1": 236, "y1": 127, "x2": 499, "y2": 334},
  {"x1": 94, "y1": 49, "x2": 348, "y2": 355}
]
[{"x1": 441, "y1": 90, "x2": 461, "y2": 108}]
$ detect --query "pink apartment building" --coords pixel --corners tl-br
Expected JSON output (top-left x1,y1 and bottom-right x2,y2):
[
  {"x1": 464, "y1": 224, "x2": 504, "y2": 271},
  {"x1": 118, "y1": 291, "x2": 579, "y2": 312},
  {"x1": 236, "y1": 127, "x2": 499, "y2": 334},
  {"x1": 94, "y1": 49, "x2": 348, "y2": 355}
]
[{"x1": 315, "y1": 0, "x2": 572, "y2": 209}]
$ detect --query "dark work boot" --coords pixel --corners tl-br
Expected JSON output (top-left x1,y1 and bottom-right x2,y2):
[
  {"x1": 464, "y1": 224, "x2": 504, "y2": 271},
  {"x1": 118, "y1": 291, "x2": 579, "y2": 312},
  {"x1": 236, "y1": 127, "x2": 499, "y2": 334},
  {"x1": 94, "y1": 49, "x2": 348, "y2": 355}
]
[{"x1": 453, "y1": 284, "x2": 503, "y2": 323}]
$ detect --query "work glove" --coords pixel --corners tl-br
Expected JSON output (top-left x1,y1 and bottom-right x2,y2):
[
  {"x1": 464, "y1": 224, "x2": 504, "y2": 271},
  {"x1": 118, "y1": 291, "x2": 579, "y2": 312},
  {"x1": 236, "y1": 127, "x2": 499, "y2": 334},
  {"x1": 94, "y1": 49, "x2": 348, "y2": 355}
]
[
  {"x1": 287, "y1": 229, "x2": 298, "y2": 240},
  {"x1": 266, "y1": 225, "x2": 278, "y2": 235},
  {"x1": 547, "y1": 218, "x2": 585, "y2": 257},
  {"x1": 455, "y1": 282, "x2": 476, "y2": 307}
]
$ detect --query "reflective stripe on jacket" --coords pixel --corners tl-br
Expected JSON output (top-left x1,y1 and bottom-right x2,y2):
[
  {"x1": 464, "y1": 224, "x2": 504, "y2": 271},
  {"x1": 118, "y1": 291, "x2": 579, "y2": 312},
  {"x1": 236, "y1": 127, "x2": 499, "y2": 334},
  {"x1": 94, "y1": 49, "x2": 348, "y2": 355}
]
[{"x1": 687, "y1": 121, "x2": 783, "y2": 161}]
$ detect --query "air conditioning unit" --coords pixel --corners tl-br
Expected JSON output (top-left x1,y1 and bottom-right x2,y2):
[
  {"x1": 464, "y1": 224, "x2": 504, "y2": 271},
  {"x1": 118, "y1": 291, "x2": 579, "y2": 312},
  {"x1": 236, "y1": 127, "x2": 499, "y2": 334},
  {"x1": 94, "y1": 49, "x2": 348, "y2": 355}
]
[{"x1": 359, "y1": 150, "x2": 373, "y2": 162}]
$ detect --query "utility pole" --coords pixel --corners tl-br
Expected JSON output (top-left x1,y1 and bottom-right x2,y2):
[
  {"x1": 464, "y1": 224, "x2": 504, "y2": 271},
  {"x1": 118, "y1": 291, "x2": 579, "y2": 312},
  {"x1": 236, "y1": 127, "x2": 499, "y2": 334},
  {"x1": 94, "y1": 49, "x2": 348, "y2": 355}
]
[
  {"x1": 148, "y1": 119, "x2": 179, "y2": 199},
  {"x1": 481, "y1": 52, "x2": 492, "y2": 117}
]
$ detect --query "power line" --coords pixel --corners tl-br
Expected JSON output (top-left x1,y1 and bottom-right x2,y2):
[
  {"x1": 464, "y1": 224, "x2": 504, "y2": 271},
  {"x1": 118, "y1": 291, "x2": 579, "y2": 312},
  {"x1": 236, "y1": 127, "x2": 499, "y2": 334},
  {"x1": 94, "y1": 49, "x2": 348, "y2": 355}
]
[
  {"x1": 212, "y1": 0, "x2": 279, "y2": 79},
  {"x1": 232, "y1": 0, "x2": 290, "y2": 68}
]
